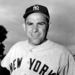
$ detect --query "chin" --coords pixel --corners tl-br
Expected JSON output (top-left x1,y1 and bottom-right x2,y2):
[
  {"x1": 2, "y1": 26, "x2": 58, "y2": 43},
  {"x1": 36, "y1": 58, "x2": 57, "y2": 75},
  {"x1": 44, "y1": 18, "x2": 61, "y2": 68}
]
[{"x1": 30, "y1": 39, "x2": 42, "y2": 45}]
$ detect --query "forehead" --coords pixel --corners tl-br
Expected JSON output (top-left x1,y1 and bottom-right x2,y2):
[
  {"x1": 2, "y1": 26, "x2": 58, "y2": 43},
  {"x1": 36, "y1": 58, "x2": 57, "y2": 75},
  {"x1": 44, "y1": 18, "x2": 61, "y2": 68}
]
[{"x1": 25, "y1": 12, "x2": 47, "y2": 22}]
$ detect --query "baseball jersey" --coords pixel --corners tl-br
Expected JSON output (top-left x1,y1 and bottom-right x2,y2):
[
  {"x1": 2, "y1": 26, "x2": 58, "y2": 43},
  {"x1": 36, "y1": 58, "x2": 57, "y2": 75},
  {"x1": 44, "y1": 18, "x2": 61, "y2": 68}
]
[{"x1": 1, "y1": 40, "x2": 75, "y2": 75}]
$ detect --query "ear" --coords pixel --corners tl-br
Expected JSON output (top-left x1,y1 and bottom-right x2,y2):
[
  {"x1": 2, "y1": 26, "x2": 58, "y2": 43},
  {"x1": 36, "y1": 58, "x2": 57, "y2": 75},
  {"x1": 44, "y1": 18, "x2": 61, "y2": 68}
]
[{"x1": 22, "y1": 23, "x2": 25, "y2": 31}]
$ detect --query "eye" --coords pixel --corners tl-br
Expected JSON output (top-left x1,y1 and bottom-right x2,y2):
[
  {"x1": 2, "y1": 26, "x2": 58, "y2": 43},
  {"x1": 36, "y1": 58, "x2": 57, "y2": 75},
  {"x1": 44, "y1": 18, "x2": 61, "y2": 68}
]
[
  {"x1": 38, "y1": 22, "x2": 46, "y2": 26},
  {"x1": 26, "y1": 22, "x2": 33, "y2": 26}
]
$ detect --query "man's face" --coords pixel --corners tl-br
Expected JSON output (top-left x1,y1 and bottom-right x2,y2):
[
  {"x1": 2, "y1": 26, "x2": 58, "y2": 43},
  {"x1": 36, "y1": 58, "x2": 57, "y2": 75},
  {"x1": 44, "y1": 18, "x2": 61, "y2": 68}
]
[{"x1": 25, "y1": 13, "x2": 49, "y2": 45}]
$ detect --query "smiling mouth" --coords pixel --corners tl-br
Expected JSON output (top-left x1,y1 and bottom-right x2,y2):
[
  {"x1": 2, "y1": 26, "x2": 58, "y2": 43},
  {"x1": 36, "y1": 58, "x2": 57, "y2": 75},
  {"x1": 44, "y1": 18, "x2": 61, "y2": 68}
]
[{"x1": 31, "y1": 33, "x2": 40, "y2": 38}]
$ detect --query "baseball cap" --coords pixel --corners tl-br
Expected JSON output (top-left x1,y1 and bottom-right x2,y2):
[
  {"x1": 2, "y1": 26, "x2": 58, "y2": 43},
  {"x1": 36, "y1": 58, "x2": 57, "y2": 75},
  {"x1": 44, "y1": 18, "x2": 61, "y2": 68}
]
[{"x1": 23, "y1": 4, "x2": 50, "y2": 19}]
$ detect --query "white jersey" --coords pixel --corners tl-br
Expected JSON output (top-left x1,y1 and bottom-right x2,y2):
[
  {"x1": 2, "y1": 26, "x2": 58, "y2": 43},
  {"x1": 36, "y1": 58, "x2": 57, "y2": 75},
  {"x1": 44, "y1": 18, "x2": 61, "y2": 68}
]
[{"x1": 1, "y1": 40, "x2": 75, "y2": 75}]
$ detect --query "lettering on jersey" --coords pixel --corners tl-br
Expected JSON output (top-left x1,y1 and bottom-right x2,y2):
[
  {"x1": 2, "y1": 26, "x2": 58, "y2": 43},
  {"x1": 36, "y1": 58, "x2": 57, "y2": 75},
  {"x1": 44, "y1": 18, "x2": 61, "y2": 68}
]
[
  {"x1": 29, "y1": 58, "x2": 57, "y2": 75},
  {"x1": 39, "y1": 64, "x2": 49, "y2": 75},
  {"x1": 9, "y1": 57, "x2": 22, "y2": 73}
]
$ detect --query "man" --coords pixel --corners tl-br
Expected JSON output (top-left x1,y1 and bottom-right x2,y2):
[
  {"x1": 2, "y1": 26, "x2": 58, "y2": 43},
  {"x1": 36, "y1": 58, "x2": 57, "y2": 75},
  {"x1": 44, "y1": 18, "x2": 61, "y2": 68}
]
[{"x1": 1, "y1": 4, "x2": 75, "y2": 75}]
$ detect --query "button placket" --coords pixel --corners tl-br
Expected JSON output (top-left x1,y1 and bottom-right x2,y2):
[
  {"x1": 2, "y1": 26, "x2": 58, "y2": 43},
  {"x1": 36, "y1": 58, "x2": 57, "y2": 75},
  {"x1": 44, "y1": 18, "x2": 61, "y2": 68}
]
[{"x1": 27, "y1": 50, "x2": 33, "y2": 65}]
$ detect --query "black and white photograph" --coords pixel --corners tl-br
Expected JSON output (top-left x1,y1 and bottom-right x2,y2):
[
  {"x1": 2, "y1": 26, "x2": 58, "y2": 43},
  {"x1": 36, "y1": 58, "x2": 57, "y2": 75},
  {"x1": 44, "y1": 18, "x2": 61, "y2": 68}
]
[{"x1": 0, "y1": 0, "x2": 75, "y2": 75}]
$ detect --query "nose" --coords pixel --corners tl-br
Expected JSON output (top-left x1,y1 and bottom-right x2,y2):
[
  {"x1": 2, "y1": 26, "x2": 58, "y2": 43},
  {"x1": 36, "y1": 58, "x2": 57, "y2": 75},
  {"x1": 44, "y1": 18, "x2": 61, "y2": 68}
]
[{"x1": 33, "y1": 25, "x2": 38, "y2": 33}]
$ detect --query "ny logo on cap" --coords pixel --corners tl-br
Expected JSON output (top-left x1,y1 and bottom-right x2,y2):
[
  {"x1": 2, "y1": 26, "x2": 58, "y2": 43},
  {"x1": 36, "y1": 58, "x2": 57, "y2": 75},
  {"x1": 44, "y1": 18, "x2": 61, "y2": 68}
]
[{"x1": 33, "y1": 5, "x2": 39, "y2": 11}]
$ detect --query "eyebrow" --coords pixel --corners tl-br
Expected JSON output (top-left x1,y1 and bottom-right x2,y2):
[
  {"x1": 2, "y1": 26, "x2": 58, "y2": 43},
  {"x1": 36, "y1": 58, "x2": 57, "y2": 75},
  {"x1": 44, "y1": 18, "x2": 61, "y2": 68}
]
[
  {"x1": 25, "y1": 20, "x2": 47, "y2": 25},
  {"x1": 37, "y1": 21, "x2": 47, "y2": 24}
]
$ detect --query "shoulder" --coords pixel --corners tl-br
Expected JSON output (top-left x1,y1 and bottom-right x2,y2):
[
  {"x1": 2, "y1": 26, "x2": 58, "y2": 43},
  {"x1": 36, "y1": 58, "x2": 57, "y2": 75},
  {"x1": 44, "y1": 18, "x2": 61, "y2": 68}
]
[
  {"x1": 4, "y1": 40, "x2": 28, "y2": 56},
  {"x1": 51, "y1": 41, "x2": 74, "y2": 66},
  {"x1": 48, "y1": 40, "x2": 75, "y2": 65},
  {"x1": 47, "y1": 40, "x2": 72, "y2": 57},
  {"x1": 9, "y1": 40, "x2": 28, "y2": 50},
  {"x1": 47, "y1": 40, "x2": 67, "y2": 52},
  {"x1": 12, "y1": 40, "x2": 27, "y2": 48}
]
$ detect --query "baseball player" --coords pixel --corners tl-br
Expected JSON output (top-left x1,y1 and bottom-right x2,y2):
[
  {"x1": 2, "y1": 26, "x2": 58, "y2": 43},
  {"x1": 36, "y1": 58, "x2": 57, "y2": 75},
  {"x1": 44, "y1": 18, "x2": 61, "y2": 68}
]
[{"x1": 1, "y1": 4, "x2": 75, "y2": 75}]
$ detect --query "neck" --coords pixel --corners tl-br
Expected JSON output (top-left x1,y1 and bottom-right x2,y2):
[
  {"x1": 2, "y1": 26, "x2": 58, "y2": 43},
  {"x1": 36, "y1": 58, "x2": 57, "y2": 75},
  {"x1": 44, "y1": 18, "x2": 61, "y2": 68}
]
[{"x1": 28, "y1": 38, "x2": 47, "y2": 47}]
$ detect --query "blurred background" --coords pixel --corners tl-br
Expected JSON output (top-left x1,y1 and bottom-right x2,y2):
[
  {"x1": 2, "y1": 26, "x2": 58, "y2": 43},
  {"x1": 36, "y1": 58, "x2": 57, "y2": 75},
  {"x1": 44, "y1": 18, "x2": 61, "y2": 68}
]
[{"x1": 0, "y1": 0, "x2": 75, "y2": 57}]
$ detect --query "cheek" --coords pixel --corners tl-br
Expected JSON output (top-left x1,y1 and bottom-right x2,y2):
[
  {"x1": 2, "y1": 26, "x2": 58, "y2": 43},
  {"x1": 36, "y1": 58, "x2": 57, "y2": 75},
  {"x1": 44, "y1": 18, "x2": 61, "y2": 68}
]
[
  {"x1": 25, "y1": 26, "x2": 33, "y2": 37},
  {"x1": 26, "y1": 26, "x2": 32, "y2": 33},
  {"x1": 39, "y1": 28, "x2": 46, "y2": 36}
]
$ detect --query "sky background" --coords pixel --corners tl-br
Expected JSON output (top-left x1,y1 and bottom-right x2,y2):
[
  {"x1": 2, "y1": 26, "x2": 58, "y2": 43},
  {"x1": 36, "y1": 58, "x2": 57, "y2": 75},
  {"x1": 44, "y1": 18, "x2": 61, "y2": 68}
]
[{"x1": 0, "y1": 0, "x2": 75, "y2": 55}]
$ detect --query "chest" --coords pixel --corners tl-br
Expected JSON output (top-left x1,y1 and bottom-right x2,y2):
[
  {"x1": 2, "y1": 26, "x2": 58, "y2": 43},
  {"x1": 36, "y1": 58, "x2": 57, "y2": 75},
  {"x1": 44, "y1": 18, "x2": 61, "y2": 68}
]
[{"x1": 10, "y1": 48, "x2": 60, "y2": 75}]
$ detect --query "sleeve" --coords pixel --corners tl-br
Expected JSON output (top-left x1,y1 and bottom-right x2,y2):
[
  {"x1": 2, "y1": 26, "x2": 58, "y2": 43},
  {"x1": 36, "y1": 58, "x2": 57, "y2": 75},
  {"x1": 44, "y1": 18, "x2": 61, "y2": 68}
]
[
  {"x1": 58, "y1": 51, "x2": 75, "y2": 75},
  {"x1": 1, "y1": 46, "x2": 14, "y2": 71}
]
